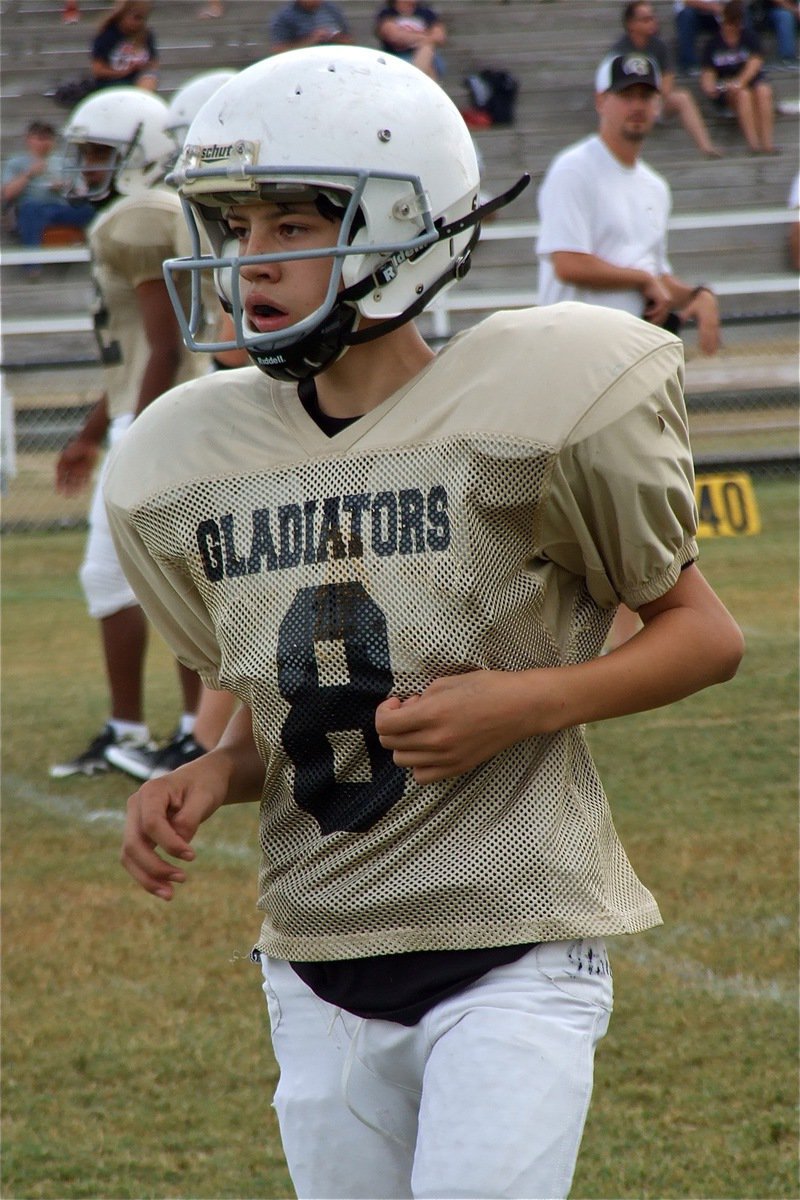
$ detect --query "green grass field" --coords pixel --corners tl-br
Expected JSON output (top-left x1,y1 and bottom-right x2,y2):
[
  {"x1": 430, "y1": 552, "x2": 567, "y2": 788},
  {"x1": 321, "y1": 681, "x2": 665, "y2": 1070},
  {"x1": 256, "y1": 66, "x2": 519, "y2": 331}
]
[{"x1": 2, "y1": 477, "x2": 798, "y2": 1200}]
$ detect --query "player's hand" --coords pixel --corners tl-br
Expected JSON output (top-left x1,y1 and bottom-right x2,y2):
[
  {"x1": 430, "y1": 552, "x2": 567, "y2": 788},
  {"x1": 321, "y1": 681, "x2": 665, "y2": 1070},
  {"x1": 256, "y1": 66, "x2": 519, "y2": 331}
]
[
  {"x1": 55, "y1": 438, "x2": 99, "y2": 496},
  {"x1": 680, "y1": 289, "x2": 721, "y2": 356},
  {"x1": 640, "y1": 275, "x2": 672, "y2": 327},
  {"x1": 120, "y1": 754, "x2": 232, "y2": 900},
  {"x1": 375, "y1": 670, "x2": 549, "y2": 785}
]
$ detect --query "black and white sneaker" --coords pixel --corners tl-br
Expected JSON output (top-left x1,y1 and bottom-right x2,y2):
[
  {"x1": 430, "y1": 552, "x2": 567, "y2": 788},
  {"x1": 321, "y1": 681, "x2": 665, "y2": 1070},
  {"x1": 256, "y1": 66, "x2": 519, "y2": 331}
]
[
  {"x1": 149, "y1": 731, "x2": 207, "y2": 778},
  {"x1": 104, "y1": 734, "x2": 159, "y2": 781},
  {"x1": 50, "y1": 724, "x2": 118, "y2": 778}
]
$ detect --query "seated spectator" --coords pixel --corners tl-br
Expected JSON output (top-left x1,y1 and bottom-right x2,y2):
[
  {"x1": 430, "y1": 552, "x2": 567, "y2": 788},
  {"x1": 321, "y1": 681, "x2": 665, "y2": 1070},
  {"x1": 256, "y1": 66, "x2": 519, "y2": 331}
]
[
  {"x1": 749, "y1": 0, "x2": 799, "y2": 68},
  {"x1": 90, "y1": 1, "x2": 158, "y2": 92},
  {"x1": 375, "y1": 1, "x2": 446, "y2": 81},
  {"x1": 1, "y1": 121, "x2": 95, "y2": 250},
  {"x1": 674, "y1": 0, "x2": 724, "y2": 72},
  {"x1": 268, "y1": 1, "x2": 351, "y2": 53},
  {"x1": 700, "y1": 0, "x2": 778, "y2": 151},
  {"x1": 614, "y1": 2, "x2": 723, "y2": 154}
]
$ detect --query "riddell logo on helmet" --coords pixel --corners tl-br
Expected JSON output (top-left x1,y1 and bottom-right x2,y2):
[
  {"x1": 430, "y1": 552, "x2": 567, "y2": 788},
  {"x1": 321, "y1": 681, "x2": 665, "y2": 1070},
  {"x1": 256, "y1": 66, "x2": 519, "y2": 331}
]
[{"x1": 255, "y1": 353, "x2": 287, "y2": 366}]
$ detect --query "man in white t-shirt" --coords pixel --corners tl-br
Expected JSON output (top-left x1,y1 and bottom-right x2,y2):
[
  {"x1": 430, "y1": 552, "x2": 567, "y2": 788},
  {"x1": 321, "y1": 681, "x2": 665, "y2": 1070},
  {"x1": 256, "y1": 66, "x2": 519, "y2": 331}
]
[{"x1": 537, "y1": 52, "x2": 720, "y2": 355}]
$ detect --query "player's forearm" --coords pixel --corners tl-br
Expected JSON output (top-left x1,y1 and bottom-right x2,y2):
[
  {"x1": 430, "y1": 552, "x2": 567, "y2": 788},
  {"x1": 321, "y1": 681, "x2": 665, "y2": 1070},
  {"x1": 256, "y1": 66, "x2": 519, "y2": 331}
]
[
  {"x1": 550, "y1": 250, "x2": 650, "y2": 293},
  {"x1": 535, "y1": 617, "x2": 737, "y2": 731},
  {"x1": 133, "y1": 346, "x2": 183, "y2": 417},
  {"x1": 74, "y1": 395, "x2": 110, "y2": 445},
  {"x1": 208, "y1": 704, "x2": 265, "y2": 805},
  {"x1": 521, "y1": 572, "x2": 743, "y2": 734}
]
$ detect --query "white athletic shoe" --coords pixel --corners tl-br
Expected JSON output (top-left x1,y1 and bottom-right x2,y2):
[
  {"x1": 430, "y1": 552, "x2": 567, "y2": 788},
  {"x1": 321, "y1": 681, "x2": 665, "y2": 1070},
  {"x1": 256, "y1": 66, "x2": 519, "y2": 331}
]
[
  {"x1": 50, "y1": 724, "x2": 117, "y2": 778},
  {"x1": 104, "y1": 734, "x2": 159, "y2": 780}
]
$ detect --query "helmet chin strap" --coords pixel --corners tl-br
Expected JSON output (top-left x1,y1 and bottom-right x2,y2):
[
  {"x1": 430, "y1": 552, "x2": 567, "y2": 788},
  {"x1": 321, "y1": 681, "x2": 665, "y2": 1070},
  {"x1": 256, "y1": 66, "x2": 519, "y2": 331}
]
[
  {"x1": 247, "y1": 303, "x2": 359, "y2": 382},
  {"x1": 246, "y1": 173, "x2": 531, "y2": 380}
]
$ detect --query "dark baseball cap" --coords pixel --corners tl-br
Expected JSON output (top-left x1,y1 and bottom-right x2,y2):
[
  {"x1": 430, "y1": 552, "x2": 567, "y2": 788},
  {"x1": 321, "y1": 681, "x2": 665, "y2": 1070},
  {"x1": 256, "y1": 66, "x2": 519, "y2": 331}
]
[{"x1": 595, "y1": 52, "x2": 662, "y2": 94}]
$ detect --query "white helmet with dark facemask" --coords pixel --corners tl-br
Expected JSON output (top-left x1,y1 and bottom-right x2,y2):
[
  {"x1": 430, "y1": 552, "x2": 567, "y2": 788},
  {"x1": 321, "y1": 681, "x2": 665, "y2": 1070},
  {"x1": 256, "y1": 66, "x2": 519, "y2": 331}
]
[
  {"x1": 164, "y1": 46, "x2": 528, "y2": 381},
  {"x1": 62, "y1": 87, "x2": 173, "y2": 201}
]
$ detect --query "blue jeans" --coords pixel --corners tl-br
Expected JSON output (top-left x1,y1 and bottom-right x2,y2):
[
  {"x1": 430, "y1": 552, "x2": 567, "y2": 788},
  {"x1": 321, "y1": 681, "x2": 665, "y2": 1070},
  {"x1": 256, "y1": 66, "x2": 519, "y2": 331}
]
[
  {"x1": 768, "y1": 6, "x2": 798, "y2": 58},
  {"x1": 675, "y1": 8, "x2": 721, "y2": 70},
  {"x1": 14, "y1": 198, "x2": 95, "y2": 246}
]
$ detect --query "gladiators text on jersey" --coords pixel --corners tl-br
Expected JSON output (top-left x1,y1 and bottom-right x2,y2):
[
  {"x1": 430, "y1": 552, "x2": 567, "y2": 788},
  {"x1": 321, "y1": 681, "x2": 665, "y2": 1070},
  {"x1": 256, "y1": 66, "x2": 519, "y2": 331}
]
[{"x1": 195, "y1": 484, "x2": 451, "y2": 582}]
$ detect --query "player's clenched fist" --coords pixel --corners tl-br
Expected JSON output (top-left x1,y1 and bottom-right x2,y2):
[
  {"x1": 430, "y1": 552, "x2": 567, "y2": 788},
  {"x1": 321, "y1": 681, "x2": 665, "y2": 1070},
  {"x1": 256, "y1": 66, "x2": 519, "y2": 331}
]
[{"x1": 375, "y1": 669, "x2": 559, "y2": 784}]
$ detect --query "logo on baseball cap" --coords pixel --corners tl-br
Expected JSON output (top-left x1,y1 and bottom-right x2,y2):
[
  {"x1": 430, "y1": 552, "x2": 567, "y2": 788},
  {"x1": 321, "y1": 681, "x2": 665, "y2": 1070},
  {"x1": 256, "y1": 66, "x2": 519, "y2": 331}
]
[{"x1": 594, "y1": 53, "x2": 662, "y2": 94}]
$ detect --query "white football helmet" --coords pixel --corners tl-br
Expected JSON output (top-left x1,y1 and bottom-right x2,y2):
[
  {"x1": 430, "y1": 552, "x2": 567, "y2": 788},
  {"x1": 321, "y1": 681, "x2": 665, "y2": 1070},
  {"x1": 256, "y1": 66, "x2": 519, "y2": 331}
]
[
  {"x1": 164, "y1": 46, "x2": 528, "y2": 380},
  {"x1": 62, "y1": 88, "x2": 172, "y2": 201},
  {"x1": 164, "y1": 70, "x2": 238, "y2": 161}
]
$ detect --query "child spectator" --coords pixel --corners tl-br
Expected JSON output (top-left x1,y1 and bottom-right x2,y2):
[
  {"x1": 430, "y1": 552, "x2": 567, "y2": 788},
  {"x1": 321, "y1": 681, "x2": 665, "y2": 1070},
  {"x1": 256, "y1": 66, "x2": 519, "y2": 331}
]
[
  {"x1": 700, "y1": 0, "x2": 778, "y2": 151},
  {"x1": 375, "y1": 1, "x2": 446, "y2": 80},
  {"x1": 90, "y1": 1, "x2": 158, "y2": 91}
]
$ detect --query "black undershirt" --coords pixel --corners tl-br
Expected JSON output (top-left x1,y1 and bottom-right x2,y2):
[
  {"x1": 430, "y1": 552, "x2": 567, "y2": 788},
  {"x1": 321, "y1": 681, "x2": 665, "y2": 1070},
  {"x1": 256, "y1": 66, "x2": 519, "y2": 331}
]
[{"x1": 289, "y1": 378, "x2": 535, "y2": 1024}]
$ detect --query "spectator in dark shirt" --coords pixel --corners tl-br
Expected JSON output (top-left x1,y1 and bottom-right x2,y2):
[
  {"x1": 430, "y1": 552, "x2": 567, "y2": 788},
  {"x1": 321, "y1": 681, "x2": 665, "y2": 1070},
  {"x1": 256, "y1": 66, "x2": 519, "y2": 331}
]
[
  {"x1": 91, "y1": 0, "x2": 158, "y2": 91},
  {"x1": 375, "y1": 2, "x2": 446, "y2": 80},
  {"x1": 700, "y1": 0, "x2": 777, "y2": 150},
  {"x1": 614, "y1": 2, "x2": 723, "y2": 154},
  {"x1": 268, "y1": 1, "x2": 352, "y2": 54}
]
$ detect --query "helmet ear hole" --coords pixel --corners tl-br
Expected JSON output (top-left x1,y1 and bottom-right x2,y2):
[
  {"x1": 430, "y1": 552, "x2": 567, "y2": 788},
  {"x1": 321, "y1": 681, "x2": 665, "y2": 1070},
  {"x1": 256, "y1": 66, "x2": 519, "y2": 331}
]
[{"x1": 214, "y1": 264, "x2": 234, "y2": 308}]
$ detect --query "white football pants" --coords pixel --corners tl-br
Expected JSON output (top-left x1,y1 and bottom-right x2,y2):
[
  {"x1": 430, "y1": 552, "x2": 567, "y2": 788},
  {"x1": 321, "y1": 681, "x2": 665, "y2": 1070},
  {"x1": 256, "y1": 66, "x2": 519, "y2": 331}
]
[
  {"x1": 79, "y1": 413, "x2": 138, "y2": 619},
  {"x1": 259, "y1": 939, "x2": 613, "y2": 1199}
]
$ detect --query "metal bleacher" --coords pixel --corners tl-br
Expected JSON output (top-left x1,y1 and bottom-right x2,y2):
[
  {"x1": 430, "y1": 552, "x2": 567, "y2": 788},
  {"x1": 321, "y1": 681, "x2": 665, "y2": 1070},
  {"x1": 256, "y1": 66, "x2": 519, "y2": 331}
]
[{"x1": 1, "y1": 0, "x2": 798, "y2": 414}]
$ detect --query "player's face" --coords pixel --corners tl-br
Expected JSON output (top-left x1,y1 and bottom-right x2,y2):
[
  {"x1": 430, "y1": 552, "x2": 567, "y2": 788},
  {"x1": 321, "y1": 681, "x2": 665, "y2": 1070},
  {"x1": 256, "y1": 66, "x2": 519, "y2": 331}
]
[
  {"x1": 597, "y1": 84, "x2": 660, "y2": 143},
  {"x1": 79, "y1": 142, "x2": 116, "y2": 191},
  {"x1": 223, "y1": 201, "x2": 340, "y2": 336}
]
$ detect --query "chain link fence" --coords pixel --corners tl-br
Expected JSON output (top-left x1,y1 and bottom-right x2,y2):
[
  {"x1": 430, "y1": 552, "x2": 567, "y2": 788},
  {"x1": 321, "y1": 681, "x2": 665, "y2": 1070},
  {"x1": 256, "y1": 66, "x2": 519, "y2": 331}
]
[{"x1": 1, "y1": 249, "x2": 797, "y2": 533}]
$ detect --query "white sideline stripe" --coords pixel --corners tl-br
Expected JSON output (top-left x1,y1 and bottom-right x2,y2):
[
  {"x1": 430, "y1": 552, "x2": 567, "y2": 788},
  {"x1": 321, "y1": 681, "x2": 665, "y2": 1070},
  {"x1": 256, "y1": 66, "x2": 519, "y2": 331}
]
[
  {"x1": 7, "y1": 777, "x2": 793, "y2": 1007},
  {"x1": 613, "y1": 942, "x2": 794, "y2": 1008},
  {"x1": 4, "y1": 772, "x2": 256, "y2": 862}
]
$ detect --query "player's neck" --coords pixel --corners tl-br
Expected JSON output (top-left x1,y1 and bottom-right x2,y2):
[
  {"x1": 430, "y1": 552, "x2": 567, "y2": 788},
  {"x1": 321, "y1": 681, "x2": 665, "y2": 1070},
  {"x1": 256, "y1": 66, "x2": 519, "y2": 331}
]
[{"x1": 315, "y1": 322, "x2": 435, "y2": 419}]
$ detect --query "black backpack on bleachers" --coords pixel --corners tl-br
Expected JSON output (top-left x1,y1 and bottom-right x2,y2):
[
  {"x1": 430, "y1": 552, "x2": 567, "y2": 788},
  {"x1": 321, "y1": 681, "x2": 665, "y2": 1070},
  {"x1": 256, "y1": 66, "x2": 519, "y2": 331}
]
[{"x1": 464, "y1": 68, "x2": 519, "y2": 126}]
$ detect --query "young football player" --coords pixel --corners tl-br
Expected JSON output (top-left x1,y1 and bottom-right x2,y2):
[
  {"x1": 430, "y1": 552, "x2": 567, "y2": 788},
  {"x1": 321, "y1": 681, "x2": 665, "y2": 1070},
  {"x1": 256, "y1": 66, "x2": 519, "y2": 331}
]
[
  {"x1": 51, "y1": 87, "x2": 227, "y2": 781},
  {"x1": 107, "y1": 47, "x2": 743, "y2": 1199}
]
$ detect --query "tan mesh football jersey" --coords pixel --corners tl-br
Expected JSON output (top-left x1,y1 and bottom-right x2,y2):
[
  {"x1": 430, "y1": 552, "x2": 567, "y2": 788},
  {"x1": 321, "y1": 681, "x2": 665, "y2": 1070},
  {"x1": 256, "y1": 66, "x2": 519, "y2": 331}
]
[
  {"x1": 105, "y1": 303, "x2": 698, "y2": 960},
  {"x1": 89, "y1": 187, "x2": 212, "y2": 419}
]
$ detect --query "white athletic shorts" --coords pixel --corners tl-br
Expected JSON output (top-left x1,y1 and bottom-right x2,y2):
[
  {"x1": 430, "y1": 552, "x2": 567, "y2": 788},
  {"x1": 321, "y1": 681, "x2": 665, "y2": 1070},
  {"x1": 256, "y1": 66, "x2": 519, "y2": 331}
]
[
  {"x1": 79, "y1": 413, "x2": 137, "y2": 620},
  {"x1": 259, "y1": 939, "x2": 613, "y2": 1200}
]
